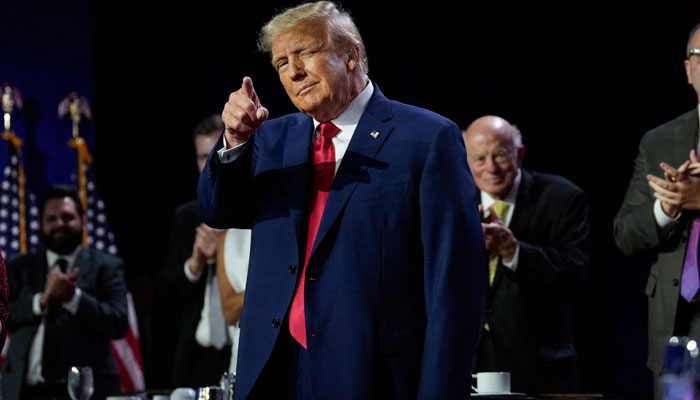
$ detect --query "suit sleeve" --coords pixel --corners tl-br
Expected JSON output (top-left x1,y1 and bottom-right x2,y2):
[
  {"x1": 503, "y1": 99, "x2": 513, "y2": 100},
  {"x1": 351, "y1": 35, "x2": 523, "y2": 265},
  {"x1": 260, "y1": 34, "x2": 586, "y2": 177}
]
[
  {"x1": 614, "y1": 134, "x2": 673, "y2": 257},
  {"x1": 6, "y1": 257, "x2": 41, "y2": 330},
  {"x1": 516, "y1": 187, "x2": 590, "y2": 286},
  {"x1": 74, "y1": 256, "x2": 129, "y2": 339},
  {"x1": 198, "y1": 134, "x2": 256, "y2": 229},
  {"x1": 417, "y1": 122, "x2": 487, "y2": 400},
  {"x1": 158, "y1": 206, "x2": 205, "y2": 305}
]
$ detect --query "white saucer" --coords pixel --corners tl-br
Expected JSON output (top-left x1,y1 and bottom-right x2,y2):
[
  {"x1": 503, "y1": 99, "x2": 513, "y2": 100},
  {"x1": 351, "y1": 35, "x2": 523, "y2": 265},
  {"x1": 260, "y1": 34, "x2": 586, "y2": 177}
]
[{"x1": 471, "y1": 392, "x2": 525, "y2": 396}]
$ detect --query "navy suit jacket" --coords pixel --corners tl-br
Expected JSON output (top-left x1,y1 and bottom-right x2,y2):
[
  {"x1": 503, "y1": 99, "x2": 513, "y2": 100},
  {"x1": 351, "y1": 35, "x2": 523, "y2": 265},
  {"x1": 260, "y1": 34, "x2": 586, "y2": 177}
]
[{"x1": 198, "y1": 85, "x2": 486, "y2": 400}]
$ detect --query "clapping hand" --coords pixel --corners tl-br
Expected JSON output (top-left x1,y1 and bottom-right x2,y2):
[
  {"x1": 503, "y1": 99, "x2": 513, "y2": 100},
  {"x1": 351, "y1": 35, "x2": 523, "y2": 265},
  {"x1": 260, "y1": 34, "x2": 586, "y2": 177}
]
[{"x1": 647, "y1": 149, "x2": 700, "y2": 217}]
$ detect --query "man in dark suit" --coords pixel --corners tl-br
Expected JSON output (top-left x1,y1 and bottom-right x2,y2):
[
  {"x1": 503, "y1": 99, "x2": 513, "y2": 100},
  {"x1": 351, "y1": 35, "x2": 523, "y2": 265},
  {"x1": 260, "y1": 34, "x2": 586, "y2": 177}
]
[
  {"x1": 156, "y1": 115, "x2": 236, "y2": 388},
  {"x1": 1, "y1": 185, "x2": 128, "y2": 400},
  {"x1": 614, "y1": 22, "x2": 700, "y2": 394},
  {"x1": 197, "y1": 2, "x2": 486, "y2": 399},
  {"x1": 463, "y1": 116, "x2": 589, "y2": 394}
]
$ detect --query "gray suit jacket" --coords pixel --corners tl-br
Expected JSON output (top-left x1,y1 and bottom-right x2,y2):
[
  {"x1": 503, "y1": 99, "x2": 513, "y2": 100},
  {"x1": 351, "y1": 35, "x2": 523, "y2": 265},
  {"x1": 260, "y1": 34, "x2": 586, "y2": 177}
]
[
  {"x1": 1, "y1": 246, "x2": 128, "y2": 400},
  {"x1": 614, "y1": 108, "x2": 699, "y2": 374}
]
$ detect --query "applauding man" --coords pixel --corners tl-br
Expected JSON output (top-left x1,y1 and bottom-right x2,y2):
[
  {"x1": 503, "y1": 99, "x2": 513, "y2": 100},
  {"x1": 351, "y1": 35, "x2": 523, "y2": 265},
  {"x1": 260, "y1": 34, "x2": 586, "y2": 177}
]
[
  {"x1": 464, "y1": 116, "x2": 589, "y2": 393},
  {"x1": 2, "y1": 186, "x2": 128, "y2": 400},
  {"x1": 615, "y1": 22, "x2": 700, "y2": 397}
]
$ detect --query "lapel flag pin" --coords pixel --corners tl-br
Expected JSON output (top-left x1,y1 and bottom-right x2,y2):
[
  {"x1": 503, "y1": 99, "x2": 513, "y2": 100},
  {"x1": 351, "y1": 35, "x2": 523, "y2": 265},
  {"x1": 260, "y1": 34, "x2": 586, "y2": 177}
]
[{"x1": 370, "y1": 130, "x2": 380, "y2": 139}]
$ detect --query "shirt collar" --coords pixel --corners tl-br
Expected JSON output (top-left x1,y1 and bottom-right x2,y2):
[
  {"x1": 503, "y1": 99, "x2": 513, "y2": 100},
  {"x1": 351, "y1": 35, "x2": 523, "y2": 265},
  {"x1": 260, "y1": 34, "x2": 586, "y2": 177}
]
[
  {"x1": 480, "y1": 168, "x2": 522, "y2": 209},
  {"x1": 46, "y1": 246, "x2": 82, "y2": 270},
  {"x1": 313, "y1": 80, "x2": 373, "y2": 131}
]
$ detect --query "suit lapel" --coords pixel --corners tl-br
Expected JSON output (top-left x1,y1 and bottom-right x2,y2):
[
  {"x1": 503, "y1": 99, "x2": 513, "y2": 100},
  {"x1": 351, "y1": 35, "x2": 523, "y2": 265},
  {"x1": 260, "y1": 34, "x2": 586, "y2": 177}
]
[
  {"x1": 490, "y1": 170, "x2": 532, "y2": 291},
  {"x1": 508, "y1": 170, "x2": 533, "y2": 236},
  {"x1": 39, "y1": 252, "x2": 50, "y2": 291},
  {"x1": 671, "y1": 108, "x2": 699, "y2": 167},
  {"x1": 73, "y1": 246, "x2": 93, "y2": 288},
  {"x1": 283, "y1": 117, "x2": 314, "y2": 261},
  {"x1": 309, "y1": 85, "x2": 394, "y2": 262}
]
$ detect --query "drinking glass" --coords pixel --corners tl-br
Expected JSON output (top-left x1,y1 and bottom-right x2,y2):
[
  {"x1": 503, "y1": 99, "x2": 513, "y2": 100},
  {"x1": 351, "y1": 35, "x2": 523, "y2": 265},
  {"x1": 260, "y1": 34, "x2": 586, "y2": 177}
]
[{"x1": 67, "y1": 366, "x2": 94, "y2": 400}]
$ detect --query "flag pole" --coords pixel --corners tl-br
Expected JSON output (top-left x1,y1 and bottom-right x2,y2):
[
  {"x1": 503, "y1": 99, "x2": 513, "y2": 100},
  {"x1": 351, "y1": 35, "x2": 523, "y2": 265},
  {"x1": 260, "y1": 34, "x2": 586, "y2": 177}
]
[
  {"x1": 1, "y1": 85, "x2": 27, "y2": 254},
  {"x1": 60, "y1": 93, "x2": 92, "y2": 248}
]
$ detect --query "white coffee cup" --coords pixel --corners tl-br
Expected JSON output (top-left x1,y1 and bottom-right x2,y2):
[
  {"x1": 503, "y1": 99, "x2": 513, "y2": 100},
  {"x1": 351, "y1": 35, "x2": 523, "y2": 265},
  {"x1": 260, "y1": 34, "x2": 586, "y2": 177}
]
[
  {"x1": 170, "y1": 387, "x2": 197, "y2": 400},
  {"x1": 471, "y1": 372, "x2": 511, "y2": 394}
]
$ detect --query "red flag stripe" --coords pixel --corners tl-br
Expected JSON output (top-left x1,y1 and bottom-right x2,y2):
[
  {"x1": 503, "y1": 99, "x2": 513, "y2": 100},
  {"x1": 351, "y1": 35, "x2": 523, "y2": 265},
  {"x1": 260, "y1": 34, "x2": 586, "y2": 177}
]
[{"x1": 110, "y1": 292, "x2": 145, "y2": 392}]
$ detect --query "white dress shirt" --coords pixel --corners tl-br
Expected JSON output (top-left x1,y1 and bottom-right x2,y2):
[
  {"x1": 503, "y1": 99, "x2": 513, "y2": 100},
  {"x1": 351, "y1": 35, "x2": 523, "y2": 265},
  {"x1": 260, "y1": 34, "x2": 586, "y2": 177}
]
[
  {"x1": 220, "y1": 228, "x2": 251, "y2": 374},
  {"x1": 480, "y1": 169, "x2": 522, "y2": 272},
  {"x1": 184, "y1": 258, "x2": 230, "y2": 350}
]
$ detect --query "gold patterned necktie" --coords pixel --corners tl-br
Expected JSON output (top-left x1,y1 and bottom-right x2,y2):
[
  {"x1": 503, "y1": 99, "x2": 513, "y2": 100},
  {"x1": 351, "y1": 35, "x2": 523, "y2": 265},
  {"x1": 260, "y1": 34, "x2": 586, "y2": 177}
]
[{"x1": 488, "y1": 201, "x2": 510, "y2": 285}]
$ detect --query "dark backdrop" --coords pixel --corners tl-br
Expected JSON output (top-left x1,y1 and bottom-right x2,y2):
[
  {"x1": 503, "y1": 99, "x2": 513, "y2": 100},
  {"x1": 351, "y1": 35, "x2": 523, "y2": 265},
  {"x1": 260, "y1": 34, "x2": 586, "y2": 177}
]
[{"x1": 4, "y1": 1, "x2": 700, "y2": 398}]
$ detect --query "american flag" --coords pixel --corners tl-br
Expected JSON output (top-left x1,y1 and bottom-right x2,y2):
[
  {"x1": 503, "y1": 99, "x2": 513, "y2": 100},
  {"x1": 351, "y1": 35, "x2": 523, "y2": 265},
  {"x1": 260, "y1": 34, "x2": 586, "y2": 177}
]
[
  {"x1": 0, "y1": 142, "x2": 40, "y2": 258},
  {"x1": 71, "y1": 147, "x2": 145, "y2": 393},
  {"x1": 76, "y1": 165, "x2": 118, "y2": 255},
  {"x1": 0, "y1": 134, "x2": 41, "y2": 368}
]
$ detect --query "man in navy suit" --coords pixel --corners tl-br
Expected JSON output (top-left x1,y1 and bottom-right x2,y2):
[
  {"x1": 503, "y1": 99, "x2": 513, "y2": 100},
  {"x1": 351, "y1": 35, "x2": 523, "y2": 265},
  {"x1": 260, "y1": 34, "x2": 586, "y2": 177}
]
[{"x1": 198, "y1": 2, "x2": 486, "y2": 399}]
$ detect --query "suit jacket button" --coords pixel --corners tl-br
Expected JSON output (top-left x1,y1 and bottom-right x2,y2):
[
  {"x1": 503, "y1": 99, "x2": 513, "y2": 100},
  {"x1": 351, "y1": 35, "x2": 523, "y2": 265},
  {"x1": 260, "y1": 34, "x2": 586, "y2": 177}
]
[
  {"x1": 289, "y1": 264, "x2": 296, "y2": 274},
  {"x1": 673, "y1": 278, "x2": 680, "y2": 287},
  {"x1": 272, "y1": 318, "x2": 280, "y2": 328}
]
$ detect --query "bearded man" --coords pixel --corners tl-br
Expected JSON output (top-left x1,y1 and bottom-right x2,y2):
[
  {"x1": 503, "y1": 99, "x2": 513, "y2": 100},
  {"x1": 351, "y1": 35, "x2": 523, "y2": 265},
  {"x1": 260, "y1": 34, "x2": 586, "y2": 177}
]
[{"x1": 1, "y1": 185, "x2": 128, "y2": 400}]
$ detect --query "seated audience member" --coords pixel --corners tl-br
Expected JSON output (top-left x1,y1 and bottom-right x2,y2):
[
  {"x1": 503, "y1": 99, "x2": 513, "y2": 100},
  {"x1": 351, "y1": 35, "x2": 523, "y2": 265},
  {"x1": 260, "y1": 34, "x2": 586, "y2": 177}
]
[
  {"x1": 463, "y1": 116, "x2": 590, "y2": 393},
  {"x1": 2, "y1": 185, "x2": 128, "y2": 400}
]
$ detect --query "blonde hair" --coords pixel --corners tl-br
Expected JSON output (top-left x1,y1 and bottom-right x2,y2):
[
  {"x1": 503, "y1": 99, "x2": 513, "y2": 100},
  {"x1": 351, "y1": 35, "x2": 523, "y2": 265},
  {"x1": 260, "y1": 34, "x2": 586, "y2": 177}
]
[{"x1": 257, "y1": 1, "x2": 368, "y2": 74}]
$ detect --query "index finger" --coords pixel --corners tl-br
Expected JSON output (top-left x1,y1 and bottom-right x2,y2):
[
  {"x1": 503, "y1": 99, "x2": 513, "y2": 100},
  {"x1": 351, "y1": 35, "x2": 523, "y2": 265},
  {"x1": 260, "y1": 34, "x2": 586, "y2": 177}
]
[
  {"x1": 691, "y1": 149, "x2": 699, "y2": 164},
  {"x1": 660, "y1": 162, "x2": 682, "y2": 178},
  {"x1": 677, "y1": 160, "x2": 691, "y2": 174},
  {"x1": 241, "y1": 76, "x2": 260, "y2": 108}
]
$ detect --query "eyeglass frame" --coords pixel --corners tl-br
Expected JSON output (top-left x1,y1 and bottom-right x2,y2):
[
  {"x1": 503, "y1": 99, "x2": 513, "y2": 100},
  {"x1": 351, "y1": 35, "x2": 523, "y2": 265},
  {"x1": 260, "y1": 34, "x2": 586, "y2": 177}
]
[{"x1": 688, "y1": 48, "x2": 700, "y2": 59}]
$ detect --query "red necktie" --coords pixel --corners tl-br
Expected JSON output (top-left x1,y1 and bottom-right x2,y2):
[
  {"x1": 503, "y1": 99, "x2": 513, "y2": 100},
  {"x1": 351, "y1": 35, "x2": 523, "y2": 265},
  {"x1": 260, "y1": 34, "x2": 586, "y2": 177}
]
[{"x1": 289, "y1": 122, "x2": 340, "y2": 348}]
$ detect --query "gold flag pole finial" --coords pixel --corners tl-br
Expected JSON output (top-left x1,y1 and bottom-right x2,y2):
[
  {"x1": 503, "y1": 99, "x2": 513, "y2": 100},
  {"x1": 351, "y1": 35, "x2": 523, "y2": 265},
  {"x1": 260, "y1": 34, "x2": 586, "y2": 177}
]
[
  {"x1": 3, "y1": 86, "x2": 14, "y2": 132},
  {"x1": 69, "y1": 96, "x2": 81, "y2": 139},
  {"x1": 2, "y1": 84, "x2": 23, "y2": 134},
  {"x1": 1, "y1": 84, "x2": 27, "y2": 253}
]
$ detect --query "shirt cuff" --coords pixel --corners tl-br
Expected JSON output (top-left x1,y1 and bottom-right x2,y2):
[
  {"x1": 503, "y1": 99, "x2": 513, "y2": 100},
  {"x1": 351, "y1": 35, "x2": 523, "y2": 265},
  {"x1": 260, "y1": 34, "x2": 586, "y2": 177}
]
[
  {"x1": 62, "y1": 288, "x2": 81, "y2": 314},
  {"x1": 217, "y1": 135, "x2": 248, "y2": 163},
  {"x1": 32, "y1": 293, "x2": 45, "y2": 316},
  {"x1": 184, "y1": 259, "x2": 204, "y2": 282},
  {"x1": 502, "y1": 244, "x2": 520, "y2": 272},
  {"x1": 654, "y1": 199, "x2": 680, "y2": 230}
]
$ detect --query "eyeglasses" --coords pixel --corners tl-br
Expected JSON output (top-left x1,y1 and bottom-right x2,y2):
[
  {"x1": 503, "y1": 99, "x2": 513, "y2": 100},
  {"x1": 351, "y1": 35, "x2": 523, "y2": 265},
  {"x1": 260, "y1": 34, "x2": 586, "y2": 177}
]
[{"x1": 688, "y1": 48, "x2": 700, "y2": 59}]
